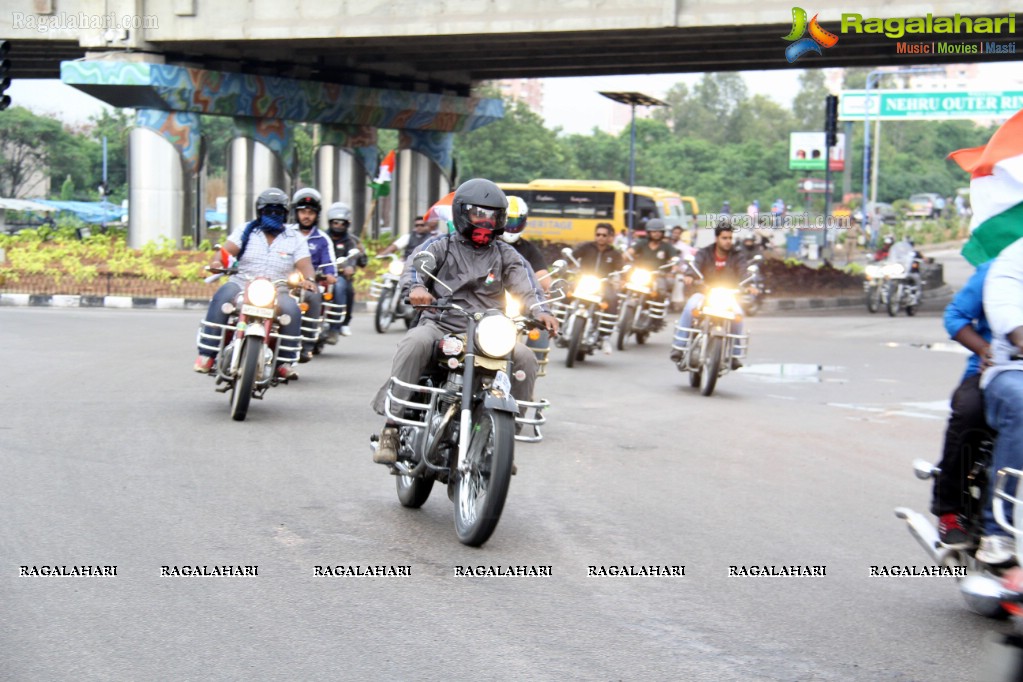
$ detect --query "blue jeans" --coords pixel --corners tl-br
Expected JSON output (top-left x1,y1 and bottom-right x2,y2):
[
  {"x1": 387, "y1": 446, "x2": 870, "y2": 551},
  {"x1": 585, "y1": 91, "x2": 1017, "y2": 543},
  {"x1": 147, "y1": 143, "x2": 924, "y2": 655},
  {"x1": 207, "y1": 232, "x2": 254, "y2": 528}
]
[
  {"x1": 198, "y1": 281, "x2": 302, "y2": 364},
  {"x1": 983, "y1": 371, "x2": 1023, "y2": 536},
  {"x1": 671, "y1": 293, "x2": 745, "y2": 355},
  {"x1": 330, "y1": 277, "x2": 355, "y2": 329}
]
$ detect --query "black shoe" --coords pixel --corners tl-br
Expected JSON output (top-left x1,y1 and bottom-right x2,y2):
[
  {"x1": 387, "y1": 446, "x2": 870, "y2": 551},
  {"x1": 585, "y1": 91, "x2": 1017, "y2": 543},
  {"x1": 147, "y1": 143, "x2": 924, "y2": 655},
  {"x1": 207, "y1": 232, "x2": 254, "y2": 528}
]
[
  {"x1": 298, "y1": 350, "x2": 314, "y2": 364},
  {"x1": 670, "y1": 349, "x2": 683, "y2": 362},
  {"x1": 730, "y1": 358, "x2": 743, "y2": 371}
]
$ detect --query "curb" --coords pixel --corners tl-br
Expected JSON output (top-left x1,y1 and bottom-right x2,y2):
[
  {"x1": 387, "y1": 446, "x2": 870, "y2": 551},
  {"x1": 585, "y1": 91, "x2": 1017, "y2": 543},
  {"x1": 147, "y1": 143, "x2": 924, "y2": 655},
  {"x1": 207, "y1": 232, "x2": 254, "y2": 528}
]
[
  {"x1": 0, "y1": 293, "x2": 374, "y2": 312},
  {"x1": 759, "y1": 284, "x2": 953, "y2": 314}
]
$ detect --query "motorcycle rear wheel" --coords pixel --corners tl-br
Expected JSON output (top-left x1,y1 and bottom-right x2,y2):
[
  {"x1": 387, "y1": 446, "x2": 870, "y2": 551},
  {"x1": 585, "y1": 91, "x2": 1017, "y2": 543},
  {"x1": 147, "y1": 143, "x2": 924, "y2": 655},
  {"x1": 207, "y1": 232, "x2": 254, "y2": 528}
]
[
  {"x1": 700, "y1": 336, "x2": 722, "y2": 397},
  {"x1": 230, "y1": 337, "x2": 261, "y2": 421},
  {"x1": 454, "y1": 406, "x2": 514, "y2": 547},
  {"x1": 396, "y1": 473, "x2": 435, "y2": 508},
  {"x1": 375, "y1": 291, "x2": 395, "y2": 333}
]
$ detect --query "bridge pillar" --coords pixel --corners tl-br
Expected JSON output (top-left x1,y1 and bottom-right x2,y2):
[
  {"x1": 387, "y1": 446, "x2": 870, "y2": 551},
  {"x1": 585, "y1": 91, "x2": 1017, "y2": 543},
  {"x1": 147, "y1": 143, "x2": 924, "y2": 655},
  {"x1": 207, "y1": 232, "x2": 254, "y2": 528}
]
[
  {"x1": 314, "y1": 146, "x2": 373, "y2": 237},
  {"x1": 226, "y1": 130, "x2": 292, "y2": 232},
  {"x1": 390, "y1": 130, "x2": 454, "y2": 239},
  {"x1": 128, "y1": 109, "x2": 201, "y2": 249}
]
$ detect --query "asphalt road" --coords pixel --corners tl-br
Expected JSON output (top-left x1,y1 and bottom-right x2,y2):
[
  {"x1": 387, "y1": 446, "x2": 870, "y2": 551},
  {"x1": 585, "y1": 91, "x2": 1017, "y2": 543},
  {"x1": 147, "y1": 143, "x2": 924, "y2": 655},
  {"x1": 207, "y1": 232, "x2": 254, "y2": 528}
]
[{"x1": 0, "y1": 304, "x2": 1008, "y2": 681}]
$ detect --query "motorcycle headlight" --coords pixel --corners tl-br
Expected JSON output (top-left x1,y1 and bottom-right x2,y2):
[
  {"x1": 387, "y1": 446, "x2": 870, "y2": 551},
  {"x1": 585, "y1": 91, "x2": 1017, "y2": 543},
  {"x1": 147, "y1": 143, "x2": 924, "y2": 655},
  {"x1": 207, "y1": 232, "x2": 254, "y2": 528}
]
[
  {"x1": 475, "y1": 313, "x2": 518, "y2": 358},
  {"x1": 702, "y1": 287, "x2": 741, "y2": 319},
  {"x1": 864, "y1": 265, "x2": 881, "y2": 279},
  {"x1": 287, "y1": 272, "x2": 304, "y2": 287},
  {"x1": 882, "y1": 263, "x2": 906, "y2": 278},
  {"x1": 574, "y1": 275, "x2": 602, "y2": 299},
  {"x1": 388, "y1": 259, "x2": 405, "y2": 276},
  {"x1": 627, "y1": 268, "x2": 652, "y2": 289},
  {"x1": 246, "y1": 279, "x2": 277, "y2": 308}
]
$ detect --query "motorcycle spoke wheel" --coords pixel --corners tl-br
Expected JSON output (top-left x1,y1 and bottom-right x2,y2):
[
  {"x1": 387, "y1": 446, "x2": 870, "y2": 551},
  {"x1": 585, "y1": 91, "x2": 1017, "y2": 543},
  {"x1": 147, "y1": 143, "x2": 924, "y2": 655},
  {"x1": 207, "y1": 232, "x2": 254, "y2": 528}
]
[
  {"x1": 454, "y1": 407, "x2": 514, "y2": 547},
  {"x1": 375, "y1": 292, "x2": 395, "y2": 333},
  {"x1": 886, "y1": 283, "x2": 900, "y2": 317},
  {"x1": 230, "y1": 338, "x2": 261, "y2": 421}
]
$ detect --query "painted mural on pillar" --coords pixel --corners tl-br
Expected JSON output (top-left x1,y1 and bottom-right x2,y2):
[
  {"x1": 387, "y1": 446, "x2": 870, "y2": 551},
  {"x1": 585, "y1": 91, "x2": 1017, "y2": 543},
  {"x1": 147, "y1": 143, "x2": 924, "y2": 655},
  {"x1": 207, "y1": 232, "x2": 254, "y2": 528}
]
[
  {"x1": 320, "y1": 124, "x2": 378, "y2": 178},
  {"x1": 62, "y1": 61, "x2": 504, "y2": 133},
  {"x1": 232, "y1": 117, "x2": 295, "y2": 167},
  {"x1": 398, "y1": 130, "x2": 454, "y2": 179},
  {"x1": 135, "y1": 109, "x2": 203, "y2": 175}
]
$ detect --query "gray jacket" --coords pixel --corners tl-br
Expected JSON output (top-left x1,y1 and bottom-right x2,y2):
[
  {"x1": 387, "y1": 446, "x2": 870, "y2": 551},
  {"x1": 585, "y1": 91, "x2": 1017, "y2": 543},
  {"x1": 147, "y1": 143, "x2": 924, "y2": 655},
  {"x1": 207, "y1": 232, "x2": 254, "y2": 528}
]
[{"x1": 400, "y1": 233, "x2": 548, "y2": 333}]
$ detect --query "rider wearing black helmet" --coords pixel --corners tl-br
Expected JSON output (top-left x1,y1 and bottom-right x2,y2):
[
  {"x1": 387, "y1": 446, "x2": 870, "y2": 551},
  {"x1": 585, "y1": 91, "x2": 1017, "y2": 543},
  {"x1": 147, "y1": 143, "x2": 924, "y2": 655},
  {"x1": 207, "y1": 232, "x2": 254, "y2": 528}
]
[
  {"x1": 369, "y1": 178, "x2": 560, "y2": 465},
  {"x1": 323, "y1": 201, "x2": 368, "y2": 340},
  {"x1": 194, "y1": 187, "x2": 315, "y2": 379}
]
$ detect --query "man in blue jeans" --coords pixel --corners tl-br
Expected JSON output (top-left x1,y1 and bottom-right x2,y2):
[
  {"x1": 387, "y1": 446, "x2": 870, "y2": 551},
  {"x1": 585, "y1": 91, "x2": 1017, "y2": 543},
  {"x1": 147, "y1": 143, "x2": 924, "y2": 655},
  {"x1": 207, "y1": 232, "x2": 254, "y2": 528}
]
[{"x1": 979, "y1": 236, "x2": 1023, "y2": 565}]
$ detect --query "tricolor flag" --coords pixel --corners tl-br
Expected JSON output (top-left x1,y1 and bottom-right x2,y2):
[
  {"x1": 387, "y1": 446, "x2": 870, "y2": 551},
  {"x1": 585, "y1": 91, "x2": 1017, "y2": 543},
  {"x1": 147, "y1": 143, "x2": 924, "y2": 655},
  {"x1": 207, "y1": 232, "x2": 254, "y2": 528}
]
[
  {"x1": 949, "y1": 108, "x2": 1023, "y2": 265},
  {"x1": 370, "y1": 149, "x2": 396, "y2": 199}
]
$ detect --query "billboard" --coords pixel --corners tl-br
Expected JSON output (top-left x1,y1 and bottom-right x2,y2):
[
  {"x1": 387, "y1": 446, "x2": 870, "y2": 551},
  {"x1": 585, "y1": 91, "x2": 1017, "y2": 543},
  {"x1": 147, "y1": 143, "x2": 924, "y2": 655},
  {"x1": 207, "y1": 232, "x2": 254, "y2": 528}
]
[{"x1": 789, "y1": 132, "x2": 845, "y2": 171}]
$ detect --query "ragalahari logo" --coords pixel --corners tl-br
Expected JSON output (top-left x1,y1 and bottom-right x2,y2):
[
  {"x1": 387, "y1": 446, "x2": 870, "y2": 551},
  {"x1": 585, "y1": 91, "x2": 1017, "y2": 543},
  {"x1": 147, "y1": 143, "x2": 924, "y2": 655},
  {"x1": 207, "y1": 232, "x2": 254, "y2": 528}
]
[{"x1": 783, "y1": 8, "x2": 840, "y2": 62}]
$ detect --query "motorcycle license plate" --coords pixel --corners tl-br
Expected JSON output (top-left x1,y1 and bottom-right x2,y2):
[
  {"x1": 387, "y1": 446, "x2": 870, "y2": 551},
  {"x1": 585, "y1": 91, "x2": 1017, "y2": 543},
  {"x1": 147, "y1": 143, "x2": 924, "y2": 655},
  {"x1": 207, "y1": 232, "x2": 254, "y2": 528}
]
[
  {"x1": 493, "y1": 371, "x2": 512, "y2": 395},
  {"x1": 241, "y1": 304, "x2": 275, "y2": 318}
]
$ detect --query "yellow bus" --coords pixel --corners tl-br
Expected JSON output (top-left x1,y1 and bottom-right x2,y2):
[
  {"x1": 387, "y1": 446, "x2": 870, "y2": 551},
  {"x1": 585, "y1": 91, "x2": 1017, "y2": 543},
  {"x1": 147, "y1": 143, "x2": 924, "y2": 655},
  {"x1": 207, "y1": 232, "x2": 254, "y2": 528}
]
[{"x1": 497, "y1": 179, "x2": 688, "y2": 243}]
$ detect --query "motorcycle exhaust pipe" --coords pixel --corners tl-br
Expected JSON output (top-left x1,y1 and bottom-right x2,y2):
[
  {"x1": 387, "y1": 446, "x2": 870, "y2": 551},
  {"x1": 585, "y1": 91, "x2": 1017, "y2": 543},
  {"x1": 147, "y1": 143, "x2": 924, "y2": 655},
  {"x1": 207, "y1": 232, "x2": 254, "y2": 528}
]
[{"x1": 894, "y1": 507, "x2": 952, "y2": 564}]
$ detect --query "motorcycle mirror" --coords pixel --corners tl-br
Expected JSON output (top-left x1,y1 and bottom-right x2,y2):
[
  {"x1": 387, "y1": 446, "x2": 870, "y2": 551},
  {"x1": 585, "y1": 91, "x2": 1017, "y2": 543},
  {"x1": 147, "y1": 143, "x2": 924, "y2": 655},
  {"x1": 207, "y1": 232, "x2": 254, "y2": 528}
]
[
  {"x1": 551, "y1": 259, "x2": 567, "y2": 272},
  {"x1": 560, "y1": 247, "x2": 574, "y2": 257},
  {"x1": 413, "y1": 250, "x2": 437, "y2": 276},
  {"x1": 912, "y1": 459, "x2": 940, "y2": 480},
  {"x1": 747, "y1": 265, "x2": 757, "y2": 273},
  {"x1": 751, "y1": 255, "x2": 764, "y2": 262}
]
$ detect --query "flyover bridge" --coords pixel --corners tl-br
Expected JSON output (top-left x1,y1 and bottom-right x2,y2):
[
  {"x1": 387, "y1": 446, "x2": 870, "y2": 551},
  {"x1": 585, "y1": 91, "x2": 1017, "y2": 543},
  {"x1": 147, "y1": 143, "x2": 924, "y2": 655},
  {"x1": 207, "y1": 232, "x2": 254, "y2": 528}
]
[{"x1": 2, "y1": 0, "x2": 1018, "y2": 245}]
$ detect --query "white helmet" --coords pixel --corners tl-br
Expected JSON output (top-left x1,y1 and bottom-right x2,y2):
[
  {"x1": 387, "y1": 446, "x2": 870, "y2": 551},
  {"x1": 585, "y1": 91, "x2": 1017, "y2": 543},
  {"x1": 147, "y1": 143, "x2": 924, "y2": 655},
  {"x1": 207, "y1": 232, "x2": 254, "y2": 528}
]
[{"x1": 500, "y1": 195, "x2": 528, "y2": 244}]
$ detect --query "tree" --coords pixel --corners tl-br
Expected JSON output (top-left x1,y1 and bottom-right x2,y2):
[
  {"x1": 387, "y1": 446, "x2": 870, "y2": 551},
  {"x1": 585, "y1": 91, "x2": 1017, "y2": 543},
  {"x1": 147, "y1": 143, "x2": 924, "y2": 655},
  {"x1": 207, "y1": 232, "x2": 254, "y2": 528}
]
[
  {"x1": 0, "y1": 107, "x2": 72, "y2": 197},
  {"x1": 792, "y1": 70, "x2": 830, "y2": 131}
]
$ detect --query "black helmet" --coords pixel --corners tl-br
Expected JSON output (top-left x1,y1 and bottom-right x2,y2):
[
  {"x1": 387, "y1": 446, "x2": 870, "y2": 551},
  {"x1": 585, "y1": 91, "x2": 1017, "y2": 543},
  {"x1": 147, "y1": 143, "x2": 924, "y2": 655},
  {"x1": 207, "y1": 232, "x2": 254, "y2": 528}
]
[
  {"x1": 452, "y1": 178, "x2": 507, "y2": 244},
  {"x1": 645, "y1": 218, "x2": 666, "y2": 234},
  {"x1": 255, "y1": 187, "x2": 289, "y2": 217},
  {"x1": 291, "y1": 187, "x2": 322, "y2": 214}
]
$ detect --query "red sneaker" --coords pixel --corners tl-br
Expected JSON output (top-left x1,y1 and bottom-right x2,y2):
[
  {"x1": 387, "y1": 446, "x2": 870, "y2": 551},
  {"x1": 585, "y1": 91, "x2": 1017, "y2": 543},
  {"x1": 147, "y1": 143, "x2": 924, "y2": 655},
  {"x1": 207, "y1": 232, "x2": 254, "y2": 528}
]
[
  {"x1": 938, "y1": 513, "x2": 968, "y2": 547},
  {"x1": 276, "y1": 365, "x2": 298, "y2": 381},
  {"x1": 193, "y1": 356, "x2": 215, "y2": 374}
]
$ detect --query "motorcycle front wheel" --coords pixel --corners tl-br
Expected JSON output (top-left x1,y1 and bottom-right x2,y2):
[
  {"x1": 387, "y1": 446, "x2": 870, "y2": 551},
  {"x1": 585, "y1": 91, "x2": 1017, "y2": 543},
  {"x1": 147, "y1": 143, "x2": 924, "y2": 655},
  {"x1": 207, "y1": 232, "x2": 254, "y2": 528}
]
[
  {"x1": 566, "y1": 315, "x2": 585, "y2": 368},
  {"x1": 886, "y1": 282, "x2": 901, "y2": 317},
  {"x1": 375, "y1": 290, "x2": 395, "y2": 333},
  {"x1": 616, "y1": 301, "x2": 635, "y2": 351},
  {"x1": 230, "y1": 337, "x2": 261, "y2": 421},
  {"x1": 866, "y1": 284, "x2": 881, "y2": 313},
  {"x1": 454, "y1": 406, "x2": 515, "y2": 547},
  {"x1": 700, "y1": 336, "x2": 722, "y2": 397}
]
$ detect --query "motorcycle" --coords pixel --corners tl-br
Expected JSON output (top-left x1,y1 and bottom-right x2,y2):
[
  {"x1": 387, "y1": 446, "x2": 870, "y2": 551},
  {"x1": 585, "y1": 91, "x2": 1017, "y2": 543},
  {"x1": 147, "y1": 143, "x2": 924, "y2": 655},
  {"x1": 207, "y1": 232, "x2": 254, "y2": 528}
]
[
  {"x1": 670, "y1": 258, "x2": 750, "y2": 397},
  {"x1": 370, "y1": 253, "x2": 416, "y2": 333},
  {"x1": 615, "y1": 258, "x2": 677, "y2": 350},
  {"x1": 196, "y1": 266, "x2": 302, "y2": 421},
  {"x1": 862, "y1": 261, "x2": 889, "y2": 313},
  {"x1": 739, "y1": 255, "x2": 769, "y2": 316},
  {"x1": 507, "y1": 260, "x2": 567, "y2": 377},
  {"x1": 894, "y1": 431, "x2": 1009, "y2": 617},
  {"x1": 372, "y1": 250, "x2": 550, "y2": 547},
  {"x1": 882, "y1": 242, "x2": 925, "y2": 317},
  {"x1": 553, "y1": 248, "x2": 620, "y2": 367}
]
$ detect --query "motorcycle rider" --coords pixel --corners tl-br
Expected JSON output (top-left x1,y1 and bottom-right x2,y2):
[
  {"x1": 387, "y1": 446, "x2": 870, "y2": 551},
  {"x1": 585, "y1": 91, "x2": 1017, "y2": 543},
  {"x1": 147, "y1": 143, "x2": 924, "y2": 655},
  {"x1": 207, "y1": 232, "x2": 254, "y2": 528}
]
[
  {"x1": 669, "y1": 220, "x2": 752, "y2": 368},
  {"x1": 930, "y1": 260, "x2": 994, "y2": 548},
  {"x1": 323, "y1": 201, "x2": 368, "y2": 342},
  {"x1": 289, "y1": 188, "x2": 338, "y2": 362},
  {"x1": 193, "y1": 187, "x2": 316, "y2": 380},
  {"x1": 979, "y1": 236, "x2": 1023, "y2": 565},
  {"x1": 873, "y1": 234, "x2": 895, "y2": 261},
  {"x1": 378, "y1": 215, "x2": 437, "y2": 259},
  {"x1": 369, "y1": 178, "x2": 560, "y2": 465},
  {"x1": 626, "y1": 218, "x2": 677, "y2": 303},
  {"x1": 502, "y1": 196, "x2": 551, "y2": 292}
]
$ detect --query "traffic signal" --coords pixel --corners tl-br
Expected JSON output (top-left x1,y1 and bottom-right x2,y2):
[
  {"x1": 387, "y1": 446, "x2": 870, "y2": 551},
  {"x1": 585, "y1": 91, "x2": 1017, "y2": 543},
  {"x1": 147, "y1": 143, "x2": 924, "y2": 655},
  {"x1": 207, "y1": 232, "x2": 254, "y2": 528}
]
[
  {"x1": 0, "y1": 41, "x2": 10, "y2": 111},
  {"x1": 824, "y1": 94, "x2": 838, "y2": 147}
]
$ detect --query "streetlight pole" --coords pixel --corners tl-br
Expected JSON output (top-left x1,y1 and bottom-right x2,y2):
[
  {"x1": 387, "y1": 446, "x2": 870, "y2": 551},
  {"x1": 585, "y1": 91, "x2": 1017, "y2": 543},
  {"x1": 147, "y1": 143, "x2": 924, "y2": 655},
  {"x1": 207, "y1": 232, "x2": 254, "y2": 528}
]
[{"x1": 599, "y1": 91, "x2": 667, "y2": 246}]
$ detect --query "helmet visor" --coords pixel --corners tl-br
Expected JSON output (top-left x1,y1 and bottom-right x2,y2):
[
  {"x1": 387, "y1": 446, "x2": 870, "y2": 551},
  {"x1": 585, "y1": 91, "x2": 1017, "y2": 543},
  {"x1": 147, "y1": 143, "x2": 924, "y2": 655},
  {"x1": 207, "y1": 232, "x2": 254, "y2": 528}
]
[
  {"x1": 505, "y1": 214, "x2": 526, "y2": 234},
  {"x1": 464, "y1": 204, "x2": 505, "y2": 231},
  {"x1": 262, "y1": 205, "x2": 288, "y2": 219}
]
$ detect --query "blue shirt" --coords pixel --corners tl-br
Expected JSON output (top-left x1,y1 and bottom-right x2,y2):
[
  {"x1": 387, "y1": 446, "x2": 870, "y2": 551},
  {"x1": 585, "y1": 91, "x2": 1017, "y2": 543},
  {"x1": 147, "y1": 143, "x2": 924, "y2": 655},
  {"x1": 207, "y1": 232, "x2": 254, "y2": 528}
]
[
  {"x1": 289, "y1": 224, "x2": 337, "y2": 277},
  {"x1": 943, "y1": 260, "x2": 991, "y2": 380}
]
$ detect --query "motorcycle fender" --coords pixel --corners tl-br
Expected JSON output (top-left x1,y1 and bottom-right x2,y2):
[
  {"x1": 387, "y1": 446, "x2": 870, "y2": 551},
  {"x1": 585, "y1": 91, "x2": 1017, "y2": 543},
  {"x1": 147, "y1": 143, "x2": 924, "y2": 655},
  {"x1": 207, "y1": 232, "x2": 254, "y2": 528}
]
[
  {"x1": 482, "y1": 390, "x2": 519, "y2": 414},
  {"x1": 710, "y1": 323, "x2": 729, "y2": 338},
  {"x1": 575, "y1": 305, "x2": 591, "y2": 319},
  {"x1": 243, "y1": 324, "x2": 268, "y2": 339}
]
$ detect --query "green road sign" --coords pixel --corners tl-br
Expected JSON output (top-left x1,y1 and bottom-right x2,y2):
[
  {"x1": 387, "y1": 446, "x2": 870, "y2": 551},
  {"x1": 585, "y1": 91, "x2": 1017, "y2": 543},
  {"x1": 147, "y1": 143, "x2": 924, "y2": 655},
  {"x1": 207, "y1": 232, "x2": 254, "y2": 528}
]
[{"x1": 839, "y1": 89, "x2": 1023, "y2": 120}]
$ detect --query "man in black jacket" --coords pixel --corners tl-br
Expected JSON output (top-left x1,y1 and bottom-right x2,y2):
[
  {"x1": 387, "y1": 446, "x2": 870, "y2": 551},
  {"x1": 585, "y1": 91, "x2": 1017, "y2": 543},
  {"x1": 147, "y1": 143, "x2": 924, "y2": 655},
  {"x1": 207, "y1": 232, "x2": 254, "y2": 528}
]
[{"x1": 669, "y1": 221, "x2": 750, "y2": 366}]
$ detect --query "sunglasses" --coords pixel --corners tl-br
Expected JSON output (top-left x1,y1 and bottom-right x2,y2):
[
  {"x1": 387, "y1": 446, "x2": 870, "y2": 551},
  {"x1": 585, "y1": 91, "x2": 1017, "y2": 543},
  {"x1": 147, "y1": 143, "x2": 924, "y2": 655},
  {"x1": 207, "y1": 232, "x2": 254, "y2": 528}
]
[{"x1": 262, "y1": 206, "x2": 287, "y2": 218}]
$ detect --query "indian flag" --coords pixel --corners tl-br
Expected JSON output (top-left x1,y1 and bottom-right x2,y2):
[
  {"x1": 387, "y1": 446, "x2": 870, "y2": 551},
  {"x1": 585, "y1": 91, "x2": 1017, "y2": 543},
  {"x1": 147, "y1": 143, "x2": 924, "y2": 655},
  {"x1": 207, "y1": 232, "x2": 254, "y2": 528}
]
[
  {"x1": 949, "y1": 108, "x2": 1023, "y2": 265},
  {"x1": 370, "y1": 149, "x2": 396, "y2": 199}
]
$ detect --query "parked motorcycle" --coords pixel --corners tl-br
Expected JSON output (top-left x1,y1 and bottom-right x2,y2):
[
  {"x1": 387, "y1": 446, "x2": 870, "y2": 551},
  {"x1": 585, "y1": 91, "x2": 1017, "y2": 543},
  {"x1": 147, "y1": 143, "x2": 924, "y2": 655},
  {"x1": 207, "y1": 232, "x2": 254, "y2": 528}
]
[
  {"x1": 739, "y1": 255, "x2": 769, "y2": 316},
  {"x1": 671, "y1": 257, "x2": 750, "y2": 397},
  {"x1": 883, "y1": 241, "x2": 925, "y2": 317},
  {"x1": 197, "y1": 267, "x2": 302, "y2": 421},
  {"x1": 894, "y1": 431, "x2": 1008, "y2": 617},
  {"x1": 615, "y1": 258, "x2": 677, "y2": 350},
  {"x1": 370, "y1": 253, "x2": 416, "y2": 333},
  {"x1": 372, "y1": 250, "x2": 550, "y2": 547}
]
